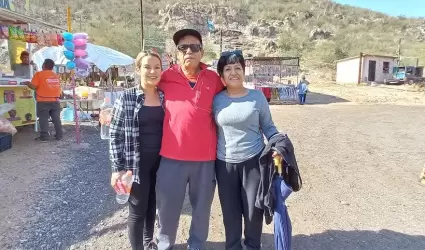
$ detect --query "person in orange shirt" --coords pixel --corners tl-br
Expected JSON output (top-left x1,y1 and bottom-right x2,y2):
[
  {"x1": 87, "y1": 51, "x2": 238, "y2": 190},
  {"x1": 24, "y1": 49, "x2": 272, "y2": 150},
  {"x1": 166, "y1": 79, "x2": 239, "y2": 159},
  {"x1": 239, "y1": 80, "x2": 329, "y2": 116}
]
[{"x1": 27, "y1": 59, "x2": 63, "y2": 142}]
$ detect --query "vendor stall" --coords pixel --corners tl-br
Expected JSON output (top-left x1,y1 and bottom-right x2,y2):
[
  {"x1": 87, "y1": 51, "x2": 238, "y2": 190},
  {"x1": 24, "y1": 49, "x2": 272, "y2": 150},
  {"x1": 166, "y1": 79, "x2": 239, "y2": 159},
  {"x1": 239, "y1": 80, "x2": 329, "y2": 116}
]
[
  {"x1": 0, "y1": 4, "x2": 66, "y2": 129},
  {"x1": 0, "y1": 78, "x2": 36, "y2": 127},
  {"x1": 244, "y1": 57, "x2": 300, "y2": 104},
  {"x1": 32, "y1": 43, "x2": 134, "y2": 106},
  {"x1": 32, "y1": 43, "x2": 135, "y2": 73}
]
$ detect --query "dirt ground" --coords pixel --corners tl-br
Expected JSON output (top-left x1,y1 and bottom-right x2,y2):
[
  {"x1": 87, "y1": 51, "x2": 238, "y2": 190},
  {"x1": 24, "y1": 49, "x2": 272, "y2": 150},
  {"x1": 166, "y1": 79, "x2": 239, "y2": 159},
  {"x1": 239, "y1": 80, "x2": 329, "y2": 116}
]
[{"x1": 1, "y1": 84, "x2": 424, "y2": 250}]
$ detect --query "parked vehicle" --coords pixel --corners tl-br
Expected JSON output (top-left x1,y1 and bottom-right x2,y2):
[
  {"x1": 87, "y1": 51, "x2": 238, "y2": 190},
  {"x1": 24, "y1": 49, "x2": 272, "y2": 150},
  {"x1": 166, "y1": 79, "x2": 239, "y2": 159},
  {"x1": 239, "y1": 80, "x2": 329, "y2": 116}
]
[{"x1": 384, "y1": 66, "x2": 424, "y2": 85}]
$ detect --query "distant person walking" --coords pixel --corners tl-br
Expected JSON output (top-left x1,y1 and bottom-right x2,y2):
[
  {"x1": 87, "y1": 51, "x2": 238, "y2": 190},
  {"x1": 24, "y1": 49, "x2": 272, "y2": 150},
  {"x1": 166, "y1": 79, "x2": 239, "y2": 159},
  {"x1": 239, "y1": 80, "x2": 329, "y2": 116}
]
[{"x1": 297, "y1": 76, "x2": 309, "y2": 105}]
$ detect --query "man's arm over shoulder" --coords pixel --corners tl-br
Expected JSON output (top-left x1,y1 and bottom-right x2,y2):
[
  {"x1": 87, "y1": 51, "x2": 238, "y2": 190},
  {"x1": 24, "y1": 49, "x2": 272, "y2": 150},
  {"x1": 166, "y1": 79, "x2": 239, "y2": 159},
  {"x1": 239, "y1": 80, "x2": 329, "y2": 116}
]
[
  {"x1": 158, "y1": 67, "x2": 175, "y2": 91},
  {"x1": 210, "y1": 70, "x2": 224, "y2": 94}
]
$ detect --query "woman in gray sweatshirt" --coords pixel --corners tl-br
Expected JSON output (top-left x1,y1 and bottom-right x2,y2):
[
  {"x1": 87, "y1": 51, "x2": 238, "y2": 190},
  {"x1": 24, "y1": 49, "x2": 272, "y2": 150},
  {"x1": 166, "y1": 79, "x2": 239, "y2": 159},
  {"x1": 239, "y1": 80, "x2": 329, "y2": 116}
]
[{"x1": 213, "y1": 51, "x2": 279, "y2": 250}]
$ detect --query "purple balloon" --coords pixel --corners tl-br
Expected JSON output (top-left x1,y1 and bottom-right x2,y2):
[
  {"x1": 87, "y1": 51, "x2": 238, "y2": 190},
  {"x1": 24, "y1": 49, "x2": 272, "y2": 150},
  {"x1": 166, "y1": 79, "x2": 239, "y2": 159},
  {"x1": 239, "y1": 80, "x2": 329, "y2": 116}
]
[
  {"x1": 75, "y1": 57, "x2": 89, "y2": 69},
  {"x1": 74, "y1": 33, "x2": 88, "y2": 40}
]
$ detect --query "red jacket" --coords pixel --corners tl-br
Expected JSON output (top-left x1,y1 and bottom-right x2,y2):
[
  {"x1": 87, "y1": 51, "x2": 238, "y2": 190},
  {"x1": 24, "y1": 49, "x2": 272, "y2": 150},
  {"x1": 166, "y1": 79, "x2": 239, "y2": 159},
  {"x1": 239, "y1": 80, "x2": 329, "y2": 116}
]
[{"x1": 159, "y1": 63, "x2": 224, "y2": 161}]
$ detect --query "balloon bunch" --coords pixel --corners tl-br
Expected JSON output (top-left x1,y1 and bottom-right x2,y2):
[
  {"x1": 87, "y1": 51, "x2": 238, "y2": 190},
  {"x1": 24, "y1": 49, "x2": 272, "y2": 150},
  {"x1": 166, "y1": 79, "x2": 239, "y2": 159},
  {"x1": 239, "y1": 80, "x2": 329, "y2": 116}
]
[{"x1": 62, "y1": 32, "x2": 90, "y2": 78}]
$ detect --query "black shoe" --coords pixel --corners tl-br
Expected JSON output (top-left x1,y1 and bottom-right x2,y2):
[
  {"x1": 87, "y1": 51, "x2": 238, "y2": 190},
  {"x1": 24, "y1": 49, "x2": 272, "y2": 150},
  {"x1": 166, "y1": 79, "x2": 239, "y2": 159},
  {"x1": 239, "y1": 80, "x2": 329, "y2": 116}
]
[
  {"x1": 35, "y1": 137, "x2": 48, "y2": 142},
  {"x1": 54, "y1": 135, "x2": 63, "y2": 140},
  {"x1": 144, "y1": 242, "x2": 158, "y2": 250}
]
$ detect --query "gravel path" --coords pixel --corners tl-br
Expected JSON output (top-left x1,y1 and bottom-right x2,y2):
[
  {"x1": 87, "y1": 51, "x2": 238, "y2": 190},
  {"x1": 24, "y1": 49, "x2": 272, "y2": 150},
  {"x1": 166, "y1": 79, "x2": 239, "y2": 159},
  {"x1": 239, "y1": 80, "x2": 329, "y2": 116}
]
[
  {"x1": 1, "y1": 91, "x2": 424, "y2": 250},
  {"x1": 0, "y1": 124, "x2": 120, "y2": 250}
]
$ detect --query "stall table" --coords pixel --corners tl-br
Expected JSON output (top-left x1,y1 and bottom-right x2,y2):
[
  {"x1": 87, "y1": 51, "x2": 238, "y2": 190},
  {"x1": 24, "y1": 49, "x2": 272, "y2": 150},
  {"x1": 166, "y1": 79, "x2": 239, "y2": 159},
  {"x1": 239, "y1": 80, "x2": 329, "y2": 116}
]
[{"x1": 245, "y1": 82, "x2": 298, "y2": 104}]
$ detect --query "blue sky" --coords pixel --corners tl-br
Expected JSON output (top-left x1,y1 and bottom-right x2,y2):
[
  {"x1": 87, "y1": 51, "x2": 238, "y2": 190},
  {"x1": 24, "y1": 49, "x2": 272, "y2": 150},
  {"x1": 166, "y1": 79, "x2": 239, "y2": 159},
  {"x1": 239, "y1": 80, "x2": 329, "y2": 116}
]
[{"x1": 333, "y1": 0, "x2": 425, "y2": 18}]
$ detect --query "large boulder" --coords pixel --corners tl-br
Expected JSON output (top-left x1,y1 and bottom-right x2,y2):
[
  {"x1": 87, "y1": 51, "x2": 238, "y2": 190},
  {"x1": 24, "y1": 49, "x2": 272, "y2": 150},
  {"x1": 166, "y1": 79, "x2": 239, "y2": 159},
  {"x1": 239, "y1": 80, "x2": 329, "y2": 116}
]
[{"x1": 309, "y1": 28, "x2": 333, "y2": 40}]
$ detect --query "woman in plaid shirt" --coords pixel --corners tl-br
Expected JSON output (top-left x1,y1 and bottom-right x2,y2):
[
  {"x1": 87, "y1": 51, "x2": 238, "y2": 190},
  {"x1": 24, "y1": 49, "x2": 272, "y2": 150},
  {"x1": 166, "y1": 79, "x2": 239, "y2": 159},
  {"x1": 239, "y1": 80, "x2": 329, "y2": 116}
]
[{"x1": 109, "y1": 51, "x2": 165, "y2": 250}]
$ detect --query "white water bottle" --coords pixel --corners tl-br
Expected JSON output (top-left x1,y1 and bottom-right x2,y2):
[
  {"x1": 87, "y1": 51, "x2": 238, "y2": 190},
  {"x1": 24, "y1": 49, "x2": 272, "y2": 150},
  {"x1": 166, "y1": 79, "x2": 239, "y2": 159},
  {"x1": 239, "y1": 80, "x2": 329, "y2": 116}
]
[
  {"x1": 100, "y1": 98, "x2": 113, "y2": 139},
  {"x1": 115, "y1": 171, "x2": 133, "y2": 204}
]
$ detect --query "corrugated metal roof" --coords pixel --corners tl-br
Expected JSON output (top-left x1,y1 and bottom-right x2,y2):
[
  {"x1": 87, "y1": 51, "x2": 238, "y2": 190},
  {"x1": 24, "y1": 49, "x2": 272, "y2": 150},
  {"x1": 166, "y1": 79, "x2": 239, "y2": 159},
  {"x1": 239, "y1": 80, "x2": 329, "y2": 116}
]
[
  {"x1": 0, "y1": 8, "x2": 66, "y2": 31},
  {"x1": 336, "y1": 54, "x2": 397, "y2": 63}
]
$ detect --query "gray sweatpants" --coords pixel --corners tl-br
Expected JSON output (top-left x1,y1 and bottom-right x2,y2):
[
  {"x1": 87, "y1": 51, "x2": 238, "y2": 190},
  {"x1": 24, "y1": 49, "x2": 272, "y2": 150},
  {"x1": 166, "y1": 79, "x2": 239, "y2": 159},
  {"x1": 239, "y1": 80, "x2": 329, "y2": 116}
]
[
  {"x1": 37, "y1": 101, "x2": 62, "y2": 139},
  {"x1": 156, "y1": 157, "x2": 216, "y2": 250}
]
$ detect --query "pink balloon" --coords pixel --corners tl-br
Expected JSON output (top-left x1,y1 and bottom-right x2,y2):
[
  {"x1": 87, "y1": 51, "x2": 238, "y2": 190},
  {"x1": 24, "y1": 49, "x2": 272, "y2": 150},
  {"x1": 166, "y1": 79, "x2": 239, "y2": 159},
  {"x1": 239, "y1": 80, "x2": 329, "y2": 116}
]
[
  {"x1": 73, "y1": 39, "x2": 87, "y2": 47},
  {"x1": 74, "y1": 49, "x2": 87, "y2": 57},
  {"x1": 75, "y1": 57, "x2": 89, "y2": 69},
  {"x1": 74, "y1": 33, "x2": 88, "y2": 40}
]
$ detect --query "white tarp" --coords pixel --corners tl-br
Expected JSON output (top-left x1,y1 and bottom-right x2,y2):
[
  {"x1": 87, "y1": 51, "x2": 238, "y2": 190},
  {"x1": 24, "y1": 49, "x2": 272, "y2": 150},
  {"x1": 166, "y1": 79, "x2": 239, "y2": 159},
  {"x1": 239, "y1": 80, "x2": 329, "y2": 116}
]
[{"x1": 32, "y1": 43, "x2": 135, "y2": 72}]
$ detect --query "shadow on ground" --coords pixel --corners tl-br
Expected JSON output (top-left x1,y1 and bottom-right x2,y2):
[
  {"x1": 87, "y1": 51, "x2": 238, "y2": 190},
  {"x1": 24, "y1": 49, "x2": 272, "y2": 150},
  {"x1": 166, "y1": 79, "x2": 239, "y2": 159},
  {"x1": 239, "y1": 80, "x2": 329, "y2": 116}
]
[
  {"x1": 174, "y1": 229, "x2": 425, "y2": 250},
  {"x1": 18, "y1": 124, "x2": 123, "y2": 249},
  {"x1": 304, "y1": 92, "x2": 349, "y2": 105}
]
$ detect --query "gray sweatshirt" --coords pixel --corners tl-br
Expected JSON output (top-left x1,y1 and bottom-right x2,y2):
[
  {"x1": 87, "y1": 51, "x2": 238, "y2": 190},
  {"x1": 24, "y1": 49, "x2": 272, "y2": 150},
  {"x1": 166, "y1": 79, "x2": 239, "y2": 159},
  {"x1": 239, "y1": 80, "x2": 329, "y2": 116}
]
[{"x1": 213, "y1": 89, "x2": 279, "y2": 163}]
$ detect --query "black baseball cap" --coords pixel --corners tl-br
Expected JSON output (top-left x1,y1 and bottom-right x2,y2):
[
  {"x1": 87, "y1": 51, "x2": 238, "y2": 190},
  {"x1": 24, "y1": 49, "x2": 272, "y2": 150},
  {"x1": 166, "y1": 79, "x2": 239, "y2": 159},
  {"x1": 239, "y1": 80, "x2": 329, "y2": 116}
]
[{"x1": 173, "y1": 29, "x2": 203, "y2": 45}]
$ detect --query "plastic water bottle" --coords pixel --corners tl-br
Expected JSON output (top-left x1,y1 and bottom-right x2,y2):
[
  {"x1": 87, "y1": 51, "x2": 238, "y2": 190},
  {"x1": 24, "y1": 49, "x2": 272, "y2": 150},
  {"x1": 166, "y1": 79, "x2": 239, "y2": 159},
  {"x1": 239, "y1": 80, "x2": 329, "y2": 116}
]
[
  {"x1": 100, "y1": 98, "x2": 113, "y2": 139},
  {"x1": 115, "y1": 171, "x2": 133, "y2": 204}
]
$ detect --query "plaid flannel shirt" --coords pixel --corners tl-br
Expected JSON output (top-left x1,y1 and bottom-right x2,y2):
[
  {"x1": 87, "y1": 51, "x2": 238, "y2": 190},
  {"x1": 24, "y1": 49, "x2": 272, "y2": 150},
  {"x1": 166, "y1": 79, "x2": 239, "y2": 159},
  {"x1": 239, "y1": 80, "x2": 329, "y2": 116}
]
[{"x1": 109, "y1": 87, "x2": 164, "y2": 184}]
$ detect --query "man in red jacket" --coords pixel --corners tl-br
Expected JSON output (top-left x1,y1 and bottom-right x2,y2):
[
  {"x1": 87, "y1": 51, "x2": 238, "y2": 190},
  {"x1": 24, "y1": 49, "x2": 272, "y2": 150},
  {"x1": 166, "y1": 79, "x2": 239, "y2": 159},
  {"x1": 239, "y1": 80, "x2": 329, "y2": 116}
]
[{"x1": 156, "y1": 29, "x2": 224, "y2": 250}]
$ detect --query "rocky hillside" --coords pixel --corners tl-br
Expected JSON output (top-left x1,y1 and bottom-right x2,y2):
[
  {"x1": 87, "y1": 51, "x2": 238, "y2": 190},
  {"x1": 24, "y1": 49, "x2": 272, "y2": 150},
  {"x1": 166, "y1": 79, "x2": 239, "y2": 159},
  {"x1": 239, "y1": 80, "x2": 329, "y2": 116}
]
[{"x1": 7, "y1": 0, "x2": 425, "y2": 72}]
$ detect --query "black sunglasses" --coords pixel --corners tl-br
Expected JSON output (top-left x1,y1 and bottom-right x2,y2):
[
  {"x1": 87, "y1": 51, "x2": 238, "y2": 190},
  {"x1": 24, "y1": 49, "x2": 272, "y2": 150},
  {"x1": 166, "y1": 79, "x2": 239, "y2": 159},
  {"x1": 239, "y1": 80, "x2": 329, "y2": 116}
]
[
  {"x1": 177, "y1": 44, "x2": 203, "y2": 53},
  {"x1": 220, "y1": 50, "x2": 243, "y2": 57}
]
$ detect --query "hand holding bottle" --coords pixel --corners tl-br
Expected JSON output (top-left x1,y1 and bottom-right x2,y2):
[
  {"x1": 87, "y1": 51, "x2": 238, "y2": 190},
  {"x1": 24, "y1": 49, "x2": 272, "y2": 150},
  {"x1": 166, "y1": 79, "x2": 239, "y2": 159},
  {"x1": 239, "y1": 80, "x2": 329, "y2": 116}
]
[
  {"x1": 113, "y1": 170, "x2": 133, "y2": 204},
  {"x1": 110, "y1": 170, "x2": 126, "y2": 188}
]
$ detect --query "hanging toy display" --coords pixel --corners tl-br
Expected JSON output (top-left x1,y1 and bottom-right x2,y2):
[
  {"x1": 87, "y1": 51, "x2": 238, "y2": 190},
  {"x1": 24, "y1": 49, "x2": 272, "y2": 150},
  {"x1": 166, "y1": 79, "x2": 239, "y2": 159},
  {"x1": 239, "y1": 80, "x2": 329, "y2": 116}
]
[
  {"x1": 37, "y1": 31, "x2": 46, "y2": 46},
  {"x1": 43, "y1": 31, "x2": 51, "y2": 46},
  {"x1": 8, "y1": 26, "x2": 18, "y2": 40},
  {"x1": 0, "y1": 24, "x2": 64, "y2": 45},
  {"x1": 50, "y1": 33, "x2": 58, "y2": 46},
  {"x1": 24, "y1": 30, "x2": 32, "y2": 43},
  {"x1": 17, "y1": 27, "x2": 25, "y2": 42},
  {"x1": 0, "y1": 25, "x2": 8, "y2": 39},
  {"x1": 57, "y1": 33, "x2": 64, "y2": 46},
  {"x1": 63, "y1": 32, "x2": 89, "y2": 78},
  {"x1": 30, "y1": 31, "x2": 38, "y2": 44}
]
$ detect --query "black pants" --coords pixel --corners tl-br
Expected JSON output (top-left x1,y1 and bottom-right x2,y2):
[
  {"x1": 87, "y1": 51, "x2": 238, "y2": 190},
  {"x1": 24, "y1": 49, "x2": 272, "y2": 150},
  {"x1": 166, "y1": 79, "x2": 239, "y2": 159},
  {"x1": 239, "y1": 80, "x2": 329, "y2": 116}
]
[
  {"x1": 128, "y1": 152, "x2": 161, "y2": 250},
  {"x1": 37, "y1": 101, "x2": 62, "y2": 139},
  {"x1": 215, "y1": 153, "x2": 264, "y2": 250}
]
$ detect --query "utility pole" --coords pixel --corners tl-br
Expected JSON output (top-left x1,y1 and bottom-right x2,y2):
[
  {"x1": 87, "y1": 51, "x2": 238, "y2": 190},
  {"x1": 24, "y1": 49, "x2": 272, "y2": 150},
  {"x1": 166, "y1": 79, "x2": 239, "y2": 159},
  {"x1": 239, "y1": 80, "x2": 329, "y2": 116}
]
[
  {"x1": 79, "y1": 15, "x2": 82, "y2": 31},
  {"x1": 357, "y1": 52, "x2": 363, "y2": 85},
  {"x1": 75, "y1": 10, "x2": 83, "y2": 32},
  {"x1": 140, "y1": 0, "x2": 145, "y2": 50},
  {"x1": 397, "y1": 38, "x2": 402, "y2": 66}
]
